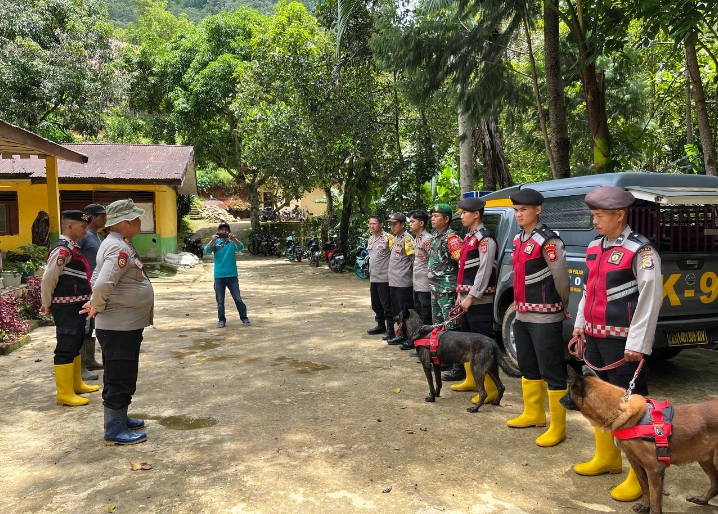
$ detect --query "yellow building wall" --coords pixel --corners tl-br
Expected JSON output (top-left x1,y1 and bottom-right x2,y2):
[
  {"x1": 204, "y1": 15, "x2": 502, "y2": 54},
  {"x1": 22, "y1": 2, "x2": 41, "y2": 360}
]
[
  {"x1": 1, "y1": 181, "x2": 178, "y2": 259},
  {"x1": 295, "y1": 188, "x2": 327, "y2": 216}
]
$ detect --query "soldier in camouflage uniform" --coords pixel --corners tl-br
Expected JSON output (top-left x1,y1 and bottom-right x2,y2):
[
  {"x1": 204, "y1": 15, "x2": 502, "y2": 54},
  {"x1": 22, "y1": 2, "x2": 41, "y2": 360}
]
[{"x1": 427, "y1": 203, "x2": 464, "y2": 380}]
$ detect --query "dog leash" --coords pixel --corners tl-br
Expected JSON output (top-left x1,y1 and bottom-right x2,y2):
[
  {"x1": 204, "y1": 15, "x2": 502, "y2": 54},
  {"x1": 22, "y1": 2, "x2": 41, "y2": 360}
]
[
  {"x1": 568, "y1": 336, "x2": 645, "y2": 403},
  {"x1": 404, "y1": 306, "x2": 465, "y2": 339}
]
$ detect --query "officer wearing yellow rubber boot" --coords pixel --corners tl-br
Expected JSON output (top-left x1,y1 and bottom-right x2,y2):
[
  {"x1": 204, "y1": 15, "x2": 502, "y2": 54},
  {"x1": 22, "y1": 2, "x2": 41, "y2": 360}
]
[
  {"x1": 450, "y1": 197, "x2": 500, "y2": 404},
  {"x1": 506, "y1": 189, "x2": 570, "y2": 447},
  {"x1": 572, "y1": 187, "x2": 662, "y2": 502},
  {"x1": 40, "y1": 210, "x2": 101, "y2": 406}
]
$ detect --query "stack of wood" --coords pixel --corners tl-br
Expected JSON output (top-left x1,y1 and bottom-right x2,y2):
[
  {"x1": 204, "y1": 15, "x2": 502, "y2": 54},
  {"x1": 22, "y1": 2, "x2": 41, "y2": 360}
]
[{"x1": 199, "y1": 204, "x2": 240, "y2": 223}]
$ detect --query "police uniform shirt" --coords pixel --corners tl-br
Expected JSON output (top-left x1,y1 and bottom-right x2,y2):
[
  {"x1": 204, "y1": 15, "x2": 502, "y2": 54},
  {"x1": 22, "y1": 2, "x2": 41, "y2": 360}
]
[
  {"x1": 461, "y1": 224, "x2": 497, "y2": 306},
  {"x1": 515, "y1": 227, "x2": 570, "y2": 324},
  {"x1": 367, "y1": 230, "x2": 392, "y2": 283},
  {"x1": 574, "y1": 225, "x2": 662, "y2": 355},
  {"x1": 388, "y1": 230, "x2": 415, "y2": 288},
  {"x1": 41, "y1": 236, "x2": 85, "y2": 308},
  {"x1": 412, "y1": 230, "x2": 432, "y2": 293},
  {"x1": 90, "y1": 232, "x2": 154, "y2": 331}
]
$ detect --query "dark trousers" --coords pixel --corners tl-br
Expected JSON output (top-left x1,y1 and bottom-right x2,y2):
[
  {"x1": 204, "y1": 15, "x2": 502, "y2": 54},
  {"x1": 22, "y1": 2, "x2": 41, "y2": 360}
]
[
  {"x1": 514, "y1": 320, "x2": 566, "y2": 390},
  {"x1": 390, "y1": 286, "x2": 414, "y2": 328},
  {"x1": 51, "y1": 303, "x2": 86, "y2": 365},
  {"x1": 413, "y1": 291, "x2": 433, "y2": 325},
  {"x1": 84, "y1": 317, "x2": 95, "y2": 340},
  {"x1": 97, "y1": 328, "x2": 143, "y2": 410},
  {"x1": 584, "y1": 334, "x2": 649, "y2": 396},
  {"x1": 370, "y1": 281, "x2": 393, "y2": 327},
  {"x1": 214, "y1": 276, "x2": 248, "y2": 323},
  {"x1": 459, "y1": 303, "x2": 494, "y2": 338}
]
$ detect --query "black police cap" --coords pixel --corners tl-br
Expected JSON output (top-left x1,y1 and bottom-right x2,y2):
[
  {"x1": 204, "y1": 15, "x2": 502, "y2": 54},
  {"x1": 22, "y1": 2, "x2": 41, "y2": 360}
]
[
  {"x1": 458, "y1": 197, "x2": 486, "y2": 211},
  {"x1": 510, "y1": 188, "x2": 544, "y2": 206},
  {"x1": 62, "y1": 210, "x2": 90, "y2": 222}
]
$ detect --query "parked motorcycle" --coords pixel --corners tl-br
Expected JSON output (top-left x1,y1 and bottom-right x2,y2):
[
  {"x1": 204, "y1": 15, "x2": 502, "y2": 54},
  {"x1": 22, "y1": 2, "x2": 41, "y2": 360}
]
[
  {"x1": 183, "y1": 236, "x2": 203, "y2": 259},
  {"x1": 307, "y1": 236, "x2": 321, "y2": 267},
  {"x1": 259, "y1": 206, "x2": 278, "y2": 222},
  {"x1": 354, "y1": 244, "x2": 369, "y2": 279},
  {"x1": 284, "y1": 234, "x2": 303, "y2": 262},
  {"x1": 323, "y1": 237, "x2": 345, "y2": 273}
]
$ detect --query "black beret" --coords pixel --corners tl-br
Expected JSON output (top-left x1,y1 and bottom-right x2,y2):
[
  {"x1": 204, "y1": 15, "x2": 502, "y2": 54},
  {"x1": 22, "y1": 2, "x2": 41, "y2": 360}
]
[
  {"x1": 62, "y1": 210, "x2": 90, "y2": 222},
  {"x1": 584, "y1": 187, "x2": 635, "y2": 210},
  {"x1": 458, "y1": 197, "x2": 486, "y2": 211},
  {"x1": 510, "y1": 188, "x2": 544, "y2": 206},
  {"x1": 388, "y1": 212, "x2": 407, "y2": 223},
  {"x1": 83, "y1": 203, "x2": 106, "y2": 216}
]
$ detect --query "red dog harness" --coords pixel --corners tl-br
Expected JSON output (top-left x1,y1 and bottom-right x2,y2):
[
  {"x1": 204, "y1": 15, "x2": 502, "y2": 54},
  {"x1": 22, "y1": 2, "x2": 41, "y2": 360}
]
[
  {"x1": 413, "y1": 327, "x2": 445, "y2": 365},
  {"x1": 613, "y1": 399, "x2": 673, "y2": 466}
]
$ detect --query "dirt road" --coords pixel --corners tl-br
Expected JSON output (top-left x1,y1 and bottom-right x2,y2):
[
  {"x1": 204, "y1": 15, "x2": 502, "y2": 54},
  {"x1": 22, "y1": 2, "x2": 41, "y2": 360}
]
[{"x1": 1, "y1": 252, "x2": 716, "y2": 514}]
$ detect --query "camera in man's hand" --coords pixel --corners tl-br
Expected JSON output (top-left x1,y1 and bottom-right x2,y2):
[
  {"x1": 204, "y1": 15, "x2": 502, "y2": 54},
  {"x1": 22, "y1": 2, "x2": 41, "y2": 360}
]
[{"x1": 217, "y1": 233, "x2": 229, "y2": 239}]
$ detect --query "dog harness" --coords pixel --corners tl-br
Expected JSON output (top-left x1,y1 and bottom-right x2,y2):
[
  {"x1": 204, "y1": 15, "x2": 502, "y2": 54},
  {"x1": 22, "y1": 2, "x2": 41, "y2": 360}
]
[
  {"x1": 413, "y1": 327, "x2": 445, "y2": 365},
  {"x1": 613, "y1": 398, "x2": 674, "y2": 466}
]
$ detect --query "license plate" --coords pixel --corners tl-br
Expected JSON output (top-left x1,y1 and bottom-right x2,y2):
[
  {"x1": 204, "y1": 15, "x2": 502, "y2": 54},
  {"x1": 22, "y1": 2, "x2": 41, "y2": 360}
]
[{"x1": 666, "y1": 329, "x2": 708, "y2": 346}]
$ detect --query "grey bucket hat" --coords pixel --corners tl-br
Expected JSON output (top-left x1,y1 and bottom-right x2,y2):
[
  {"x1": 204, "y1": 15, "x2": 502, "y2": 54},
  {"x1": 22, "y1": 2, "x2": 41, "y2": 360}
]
[{"x1": 105, "y1": 199, "x2": 145, "y2": 227}]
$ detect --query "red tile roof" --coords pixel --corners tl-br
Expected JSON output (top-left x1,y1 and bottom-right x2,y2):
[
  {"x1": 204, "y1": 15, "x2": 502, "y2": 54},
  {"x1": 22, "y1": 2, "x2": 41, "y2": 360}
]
[{"x1": 0, "y1": 144, "x2": 195, "y2": 188}]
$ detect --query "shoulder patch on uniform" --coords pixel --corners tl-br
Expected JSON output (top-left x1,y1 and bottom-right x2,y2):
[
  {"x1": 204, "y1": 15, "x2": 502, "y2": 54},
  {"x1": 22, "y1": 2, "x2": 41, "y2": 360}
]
[
  {"x1": 447, "y1": 234, "x2": 462, "y2": 260},
  {"x1": 56, "y1": 247, "x2": 70, "y2": 267},
  {"x1": 638, "y1": 246, "x2": 655, "y2": 269},
  {"x1": 118, "y1": 251, "x2": 129, "y2": 269},
  {"x1": 544, "y1": 243, "x2": 557, "y2": 262},
  {"x1": 479, "y1": 239, "x2": 488, "y2": 253}
]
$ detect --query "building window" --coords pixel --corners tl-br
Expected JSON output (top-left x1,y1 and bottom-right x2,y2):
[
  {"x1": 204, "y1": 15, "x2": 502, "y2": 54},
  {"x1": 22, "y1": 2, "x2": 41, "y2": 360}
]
[
  {"x1": 60, "y1": 190, "x2": 155, "y2": 233},
  {"x1": 0, "y1": 192, "x2": 19, "y2": 235}
]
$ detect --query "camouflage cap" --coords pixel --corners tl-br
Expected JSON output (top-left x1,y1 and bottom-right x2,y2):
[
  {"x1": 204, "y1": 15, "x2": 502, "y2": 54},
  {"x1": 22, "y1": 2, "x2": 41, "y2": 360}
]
[{"x1": 429, "y1": 203, "x2": 453, "y2": 215}]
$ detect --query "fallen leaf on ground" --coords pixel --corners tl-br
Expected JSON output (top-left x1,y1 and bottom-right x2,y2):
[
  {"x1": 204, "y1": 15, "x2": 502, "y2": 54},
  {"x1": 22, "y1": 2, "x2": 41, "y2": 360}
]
[
  {"x1": 382, "y1": 486, "x2": 392, "y2": 493},
  {"x1": 392, "y1": 388, "x2": 401, "y2": 393},
  {"x1": 130, "y1": 461, "x2": 153, "y2": 471},
  {"x1": 108, "y1": 505, "x2": 116, "y2": 513}
]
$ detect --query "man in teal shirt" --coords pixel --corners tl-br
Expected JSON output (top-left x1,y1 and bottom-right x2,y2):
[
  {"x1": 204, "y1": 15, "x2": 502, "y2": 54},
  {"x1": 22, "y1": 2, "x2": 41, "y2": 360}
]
[{"x1": 204, "y1": 222, "x2": 250, "y2": 328}]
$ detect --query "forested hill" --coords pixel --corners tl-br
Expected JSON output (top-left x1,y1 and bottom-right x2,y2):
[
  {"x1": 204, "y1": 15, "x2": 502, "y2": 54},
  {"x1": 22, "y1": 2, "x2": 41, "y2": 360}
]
[{"x1": 108, "y1": 0, "x2": 317, "y2": 26}]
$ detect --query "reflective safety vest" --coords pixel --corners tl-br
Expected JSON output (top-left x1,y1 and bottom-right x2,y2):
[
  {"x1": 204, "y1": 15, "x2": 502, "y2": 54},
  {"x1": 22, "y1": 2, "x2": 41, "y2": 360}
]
[
  {"x1": 456, "y1": 227, "x2": 497, "y2": 296},
  {"x1": 583, "y1": 233, "x2": 650, "y2": 339},
  {"x1": 47, "y1": 239, "x2": 92, "y2": 304},
  {"x1": 512, "y1": 225, "x2": 563, "y2": 313}
]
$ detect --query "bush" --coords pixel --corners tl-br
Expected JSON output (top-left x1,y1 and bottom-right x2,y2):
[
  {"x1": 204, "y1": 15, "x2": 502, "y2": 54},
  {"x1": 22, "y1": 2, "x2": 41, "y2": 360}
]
[
  {"x1": 0, "y1": 294, "x2": 29, "y2": 344},
  {"x1": 196, "y1": 166, "x2": 237, "y2": 196},
  {"x1": 19, "y1": 277, "x2": 51, "y2": 323}
]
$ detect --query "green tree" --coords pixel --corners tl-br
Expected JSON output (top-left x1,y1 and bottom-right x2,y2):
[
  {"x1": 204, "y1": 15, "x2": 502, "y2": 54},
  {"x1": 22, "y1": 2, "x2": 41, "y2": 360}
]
[{"x1": 0, "y1": 0, "x2": 116, "y2": 138}]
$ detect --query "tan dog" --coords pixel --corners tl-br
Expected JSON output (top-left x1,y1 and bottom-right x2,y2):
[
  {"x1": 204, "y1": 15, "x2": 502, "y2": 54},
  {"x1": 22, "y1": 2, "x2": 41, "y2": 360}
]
[{"x1": 562, "y1": 367, "x2": 718, "y2": 514}]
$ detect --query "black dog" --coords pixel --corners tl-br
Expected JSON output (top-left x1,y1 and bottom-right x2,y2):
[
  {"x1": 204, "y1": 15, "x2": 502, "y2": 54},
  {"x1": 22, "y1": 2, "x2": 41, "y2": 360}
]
[{"x1": 397, "y1": 308, "x2": 522, "y2": 412}]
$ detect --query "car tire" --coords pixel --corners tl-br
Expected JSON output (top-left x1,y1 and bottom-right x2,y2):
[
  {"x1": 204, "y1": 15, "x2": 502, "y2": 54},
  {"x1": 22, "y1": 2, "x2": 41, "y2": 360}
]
[{"x1": 501, "y1": 302, "x2": 519, "y2": 368}]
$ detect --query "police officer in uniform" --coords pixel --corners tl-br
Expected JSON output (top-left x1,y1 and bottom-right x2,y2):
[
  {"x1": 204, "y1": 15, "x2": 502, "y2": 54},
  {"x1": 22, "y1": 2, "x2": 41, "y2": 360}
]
[
  {"x1": 366, "y1": 215, "x2": 394, "y2": 340},
  {"x1": 40, "y1": 210, "x2": 101, "y2": 406},
  {"x1": 386, "y1": 213, "x2": 415, "y2": 346},
  {"x1": 572, "y1": 186, "x2": 662, "y2": 502},
  {"x1": 77, "y1": 203, "x2": 107, "y2": 381},
  {"x1": 427, "y1": 203, "x2": 464, "y2": 381},
  {"x1": 450, "y1": 197, "x2": 501, "y2": 404},
  {"x1": 82, "y1": 199, "x2": 154, "y2": 445},
  {"x1": 408, "y1": 210, "x2": 432, "y2": 326},
  {"x1": 506, "y1": 188, "x2": 571, "y2": 449}
]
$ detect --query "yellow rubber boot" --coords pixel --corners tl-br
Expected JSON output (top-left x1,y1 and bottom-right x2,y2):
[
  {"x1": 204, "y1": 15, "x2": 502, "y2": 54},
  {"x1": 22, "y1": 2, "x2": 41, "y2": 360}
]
[
  {"x1": 535, "y1": 389, "x2": 567, "y2": 447},
  {"x1": 470, "y1": 375, "x2": 499, "y2": 404},
  {"x1": 573, "y1": 426, "x2": 622, "y2": 475},
  {"x1": 73, "y1": 356, "x2": 100, "y2": 394},
  {"x1": 506, "y1": 378, "x2": 547, "y2": 427},
  {"x1": 55, "y1": 363, "x2": 89, "y2": 406},
  {"x1": 610, "y1": 466, "x2": 642, "y2": 501},
  {"x1": 451, "y1": 362, "x2": 477, "y2": 391}
]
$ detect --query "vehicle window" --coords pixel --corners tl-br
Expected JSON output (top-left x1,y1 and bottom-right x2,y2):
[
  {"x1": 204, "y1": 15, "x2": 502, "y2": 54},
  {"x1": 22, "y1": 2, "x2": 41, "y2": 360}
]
[
  {"x1": 483, "y1": 213, "x2": 502, "y2": 235},
  {"x1": 541, "y1": 196, "x2": 593, "y2": 230}
]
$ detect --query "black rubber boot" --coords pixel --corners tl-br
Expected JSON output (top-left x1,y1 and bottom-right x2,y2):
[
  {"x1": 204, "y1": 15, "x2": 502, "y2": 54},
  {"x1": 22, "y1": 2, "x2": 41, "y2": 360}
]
[
  {"x1": 382, "y1": 325, "x2": 395, "y2": 341},
  {"x1": 399, "y1": 340, "x2": 414, "y2": 350},
  {"x1": 442, "y1": 363, "x2": 466, "y2": 381},
  {"x1": 367, "y1": 324, "x2": 386, "y2": 335},
  {"x1": 104, "y1": 407, "x2": 147, "y2": 445},
  {"x1": 387, "y1": 334, "x2": 407, "y2": 345}
]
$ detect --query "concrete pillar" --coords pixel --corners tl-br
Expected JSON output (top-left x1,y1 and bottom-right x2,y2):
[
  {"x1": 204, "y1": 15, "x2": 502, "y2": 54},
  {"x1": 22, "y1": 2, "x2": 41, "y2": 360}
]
[{"x1": 46, "y1": 156, "x2": 61, "y2": 244}]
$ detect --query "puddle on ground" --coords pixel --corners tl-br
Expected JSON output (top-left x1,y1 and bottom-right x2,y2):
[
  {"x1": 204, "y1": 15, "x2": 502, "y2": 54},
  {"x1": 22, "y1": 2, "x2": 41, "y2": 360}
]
[
  {"x1": 130, "y1": 413, "x2": 218, "y2": 430},
  {"x1": 172, "y1": 339, "x2": 221, "y2": 359},
  {"x1": 272, "y1": 356, "x2": 331, "y2": 373}
]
